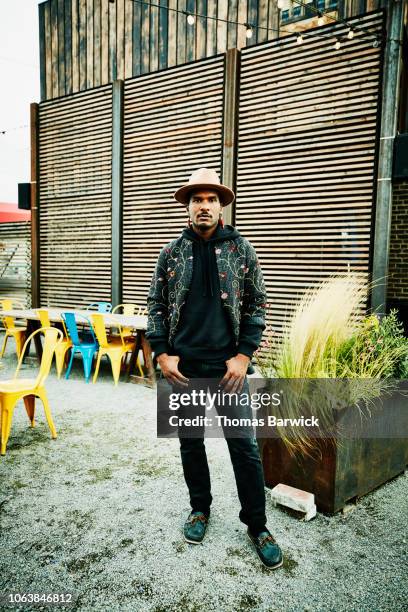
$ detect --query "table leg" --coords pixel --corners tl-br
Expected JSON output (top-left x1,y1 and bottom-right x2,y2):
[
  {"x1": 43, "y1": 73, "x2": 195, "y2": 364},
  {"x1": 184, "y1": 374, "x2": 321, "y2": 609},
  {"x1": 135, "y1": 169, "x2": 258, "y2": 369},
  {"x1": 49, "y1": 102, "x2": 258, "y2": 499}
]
[
  {"x1": 128, "y1": 331, "x2": 156, "y2": 388},
  {"x1": 23, "y1": 319, "x2": 43, "y2": 364},
  {"x1": 126, "y1": 333, "x2": 142, "y2": 382}
]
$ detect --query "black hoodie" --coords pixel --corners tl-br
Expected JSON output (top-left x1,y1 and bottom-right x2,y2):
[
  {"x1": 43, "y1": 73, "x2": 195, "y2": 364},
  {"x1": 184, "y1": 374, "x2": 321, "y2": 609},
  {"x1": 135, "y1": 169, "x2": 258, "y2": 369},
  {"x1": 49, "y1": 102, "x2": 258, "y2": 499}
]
[{"x1": 171, "y1": 224, "x2": 240, "y2": 361}]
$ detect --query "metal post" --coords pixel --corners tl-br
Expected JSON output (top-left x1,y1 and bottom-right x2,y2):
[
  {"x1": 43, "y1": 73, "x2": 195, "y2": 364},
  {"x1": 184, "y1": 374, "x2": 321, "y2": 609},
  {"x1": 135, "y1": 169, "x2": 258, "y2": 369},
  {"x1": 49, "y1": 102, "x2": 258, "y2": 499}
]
[
  {"x1": 371, "y1": 0, "x2": 405, "y2": 315},
  {"x1": 221, "y1": 48, "x2": 240, "y2": 227},
  {"x1": 30, "y1": 103, "x2": 40, "y2": 308},
  {"x1": 111, "y1": 80, "x2": 124, "y2": 307}
]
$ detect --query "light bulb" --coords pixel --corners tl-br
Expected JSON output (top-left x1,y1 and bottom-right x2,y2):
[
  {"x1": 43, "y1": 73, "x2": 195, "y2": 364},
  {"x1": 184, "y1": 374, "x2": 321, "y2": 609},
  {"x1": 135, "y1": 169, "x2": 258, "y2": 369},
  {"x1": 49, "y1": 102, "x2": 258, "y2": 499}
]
[
  {"x1": 187, "y1": 14, "x2": 195, "y2": 25},
  {"x1": 347, "y1": 28, "x2": 354, "y2": 39},
  {"x1": 334, "y1": 39, "x2": 341, "y2": 50},
  {"x1": 317, "y1": 13, "x2": 324, "y2": 26},
  {"x1": 246, "y1": 27, "x2": 253, "y2": 39},
  {"x1": 297, "y1": 34, "x2": 303, "y2": 45}
]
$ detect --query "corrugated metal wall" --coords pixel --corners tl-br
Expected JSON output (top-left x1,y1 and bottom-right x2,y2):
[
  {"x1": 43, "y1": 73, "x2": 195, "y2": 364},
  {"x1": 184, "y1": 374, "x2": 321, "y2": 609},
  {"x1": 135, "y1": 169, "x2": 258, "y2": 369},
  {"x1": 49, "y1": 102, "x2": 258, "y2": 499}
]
[
  {"x1": 236, "y1": 11, "x2": 384, "y2": 334},
  {"x1": 38, "y1": 85, "x2": 112, "y2": 308},
  {"x1": 122, "y1": 54, "x2": 225, "y2": 305},
  {"x1": 0, "y1": 222, "x2": 31, "y2": 307}
]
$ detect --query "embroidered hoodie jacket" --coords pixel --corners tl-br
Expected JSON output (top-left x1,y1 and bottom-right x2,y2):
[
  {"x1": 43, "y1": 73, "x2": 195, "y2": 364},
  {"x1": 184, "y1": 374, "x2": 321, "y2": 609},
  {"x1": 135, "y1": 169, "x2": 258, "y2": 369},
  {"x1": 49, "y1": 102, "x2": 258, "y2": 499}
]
[{"x1": 145, "y1": 224, "x2": 268, "y2": 359}]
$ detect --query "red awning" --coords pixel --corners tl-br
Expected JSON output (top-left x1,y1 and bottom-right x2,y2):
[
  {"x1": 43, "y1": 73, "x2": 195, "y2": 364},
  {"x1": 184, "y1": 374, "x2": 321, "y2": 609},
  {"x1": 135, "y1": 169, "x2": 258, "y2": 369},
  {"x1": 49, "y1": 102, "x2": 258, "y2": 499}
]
[{"x1": 0, "y1": 203, "x2": 31, "y2": 223}]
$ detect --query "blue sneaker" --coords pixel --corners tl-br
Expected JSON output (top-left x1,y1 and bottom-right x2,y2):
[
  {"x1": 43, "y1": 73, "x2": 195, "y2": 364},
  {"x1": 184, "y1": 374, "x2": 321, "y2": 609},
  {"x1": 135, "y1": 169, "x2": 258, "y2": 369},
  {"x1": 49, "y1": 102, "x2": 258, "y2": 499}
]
[
  {"x1": 247, "y1": 528, "x2": 283, "y2": 569},
  {"x1": 183, "y1": 511, "x2": 209, "y2": 544}
]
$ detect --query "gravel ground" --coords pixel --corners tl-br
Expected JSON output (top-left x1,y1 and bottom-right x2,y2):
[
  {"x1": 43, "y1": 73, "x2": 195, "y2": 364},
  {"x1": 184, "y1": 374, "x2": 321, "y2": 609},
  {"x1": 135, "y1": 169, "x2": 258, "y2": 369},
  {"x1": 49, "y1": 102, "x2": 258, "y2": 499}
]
[{"x1": 0, "y1": 339, "x2": 407, "y2": 612}]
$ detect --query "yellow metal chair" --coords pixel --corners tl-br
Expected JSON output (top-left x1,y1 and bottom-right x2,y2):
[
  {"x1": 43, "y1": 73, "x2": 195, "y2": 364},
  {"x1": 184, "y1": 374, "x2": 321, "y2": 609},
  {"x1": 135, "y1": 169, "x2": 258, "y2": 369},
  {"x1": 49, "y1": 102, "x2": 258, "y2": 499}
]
[
  {"x1": 111, "y1": 303, "x2": 146, "y2": 377},
  {"x1": 0, "y1": 298, "x2": 27, "y2": 359},
  {"x1": 0, "y1": 326, "x2": 62, "y2": 456},
  {"x1": 37, "y1": 309, "x2": 73, "y2": 378},
  {"x1": 111, "y1": 303, "x2": 147, "y2": 335},
  {"x1": 91, "y1": 313, "x2": 136, "y2": 386}
]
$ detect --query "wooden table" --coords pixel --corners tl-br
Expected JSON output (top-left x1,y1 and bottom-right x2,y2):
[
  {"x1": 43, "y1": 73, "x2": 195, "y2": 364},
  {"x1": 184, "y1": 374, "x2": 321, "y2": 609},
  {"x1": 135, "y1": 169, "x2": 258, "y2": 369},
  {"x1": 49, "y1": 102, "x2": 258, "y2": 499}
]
[{"x1": 0, "y1": 307, "x2": 156, "y2": 387}]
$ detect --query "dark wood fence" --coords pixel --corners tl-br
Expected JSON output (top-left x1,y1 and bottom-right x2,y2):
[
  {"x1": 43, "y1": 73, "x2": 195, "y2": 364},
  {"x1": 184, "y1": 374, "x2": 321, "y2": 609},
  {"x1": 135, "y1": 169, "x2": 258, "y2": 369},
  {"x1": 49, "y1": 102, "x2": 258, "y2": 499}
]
[
  {"x1": 38, "y1": 85, "x2": 112, "y2": 308},
  {"x1": 36, "y1": 8, "x2": 386, "y2": 332},
  {"x1": 38, "y1": 0, "x2": 389, "y2": 101},
  {"x1": 122, "y1": 54, "x2": 225, "y2": 305},
  {"x1": 236, "y1": 10, "x2": 384, "y2": 333}
]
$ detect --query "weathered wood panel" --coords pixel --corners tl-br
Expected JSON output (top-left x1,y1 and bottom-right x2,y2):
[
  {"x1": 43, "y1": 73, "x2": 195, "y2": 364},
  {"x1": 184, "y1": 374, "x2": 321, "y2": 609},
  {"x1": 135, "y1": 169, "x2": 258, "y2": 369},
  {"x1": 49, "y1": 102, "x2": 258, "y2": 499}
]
[
  {"x1": 38, "y1": 86, "x2": 112, "y2": 308},
  {"x1": 86, "y1": 0, "x2": 94, "y2": 90},
  {"x1": 93, "y1": 0, "x2": 102, "y2": 87},
  {"x1": 236, "y1": 10, "x2": 385, "y2": 335},
  {"x1": 101, "y1": 0, "x2": 109, "y2": 84},
  {"x1": 50, "y1": 0, "x2": 59, "y2": 99},
  {"x1": 71, "y1": 0, "x2": 80, "y2": 93},
  {"x1": 150, "y1": 0, "x2": 159, "y2": 72},
  {"x1": 39, "y1": 1, "x2": 391, "y2": 101},
  {"x1": 116, "y1": 0, "x2": 125, "y2": 80},
  {"x1": 186, "y1": 0, "x2": 196, "y2": 63},
  {"x1": 57, "y1": 0, "x2": 66, "y2": 96},
  {"x1": 124, "y1": 0, "x2": 133, "y2": 78},
  {"x1": 177, "y1": 0, "x2": 187, "y2": 66},
  {"x1": 122, "y1": 55, "x2": 225, "y2": 306},
  {"x1": 158, "y1": 0, "x2": 169, "y2": 70},
  {"x1": 64, "y1": 0, "x2": 73, "y2": 94},
  {"x1": 79, "y1": 0, "x2": 87, "y2": 90},
  {"x1": 39, "y1": 2, "x2": 47, "y2": 101}
]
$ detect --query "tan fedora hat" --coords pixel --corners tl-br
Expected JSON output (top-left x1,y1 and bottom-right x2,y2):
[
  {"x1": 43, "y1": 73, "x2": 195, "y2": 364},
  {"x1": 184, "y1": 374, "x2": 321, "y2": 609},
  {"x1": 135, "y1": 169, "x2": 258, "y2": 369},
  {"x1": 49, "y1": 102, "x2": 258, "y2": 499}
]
[{"x1": 174, "y1": 168, "x2": 235, "y2": 207}]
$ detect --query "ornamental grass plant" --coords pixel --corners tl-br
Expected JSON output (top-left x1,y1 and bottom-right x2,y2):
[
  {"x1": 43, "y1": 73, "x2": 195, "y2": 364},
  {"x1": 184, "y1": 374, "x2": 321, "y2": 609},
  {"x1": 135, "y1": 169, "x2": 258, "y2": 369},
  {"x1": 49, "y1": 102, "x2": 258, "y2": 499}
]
[{"x1": 256, "y1": 273, "x2": 408, "y2": 454}]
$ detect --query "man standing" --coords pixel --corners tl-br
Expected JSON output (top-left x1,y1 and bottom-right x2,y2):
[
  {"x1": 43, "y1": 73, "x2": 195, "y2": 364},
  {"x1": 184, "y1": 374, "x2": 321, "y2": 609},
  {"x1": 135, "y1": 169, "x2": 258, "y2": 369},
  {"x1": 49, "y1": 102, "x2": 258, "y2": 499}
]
[{"x1": 146, "y1": 168, "x2": 283, "y2": 569}]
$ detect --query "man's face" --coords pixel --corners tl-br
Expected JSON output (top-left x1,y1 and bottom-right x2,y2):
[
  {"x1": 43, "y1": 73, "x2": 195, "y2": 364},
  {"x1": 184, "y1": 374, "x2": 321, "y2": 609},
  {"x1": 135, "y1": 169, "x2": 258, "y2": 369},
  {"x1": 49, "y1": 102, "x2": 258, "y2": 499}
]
[{"x1": 187, "y1": 190, "x2": 222, "y2": 230}]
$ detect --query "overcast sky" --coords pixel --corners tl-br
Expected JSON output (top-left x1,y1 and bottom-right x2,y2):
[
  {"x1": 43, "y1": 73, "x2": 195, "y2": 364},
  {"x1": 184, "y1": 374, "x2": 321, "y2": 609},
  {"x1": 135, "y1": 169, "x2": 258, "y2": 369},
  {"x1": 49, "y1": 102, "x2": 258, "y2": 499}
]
[{"x1": 0, "y1": 0, "x2": 41, "y2": 203}]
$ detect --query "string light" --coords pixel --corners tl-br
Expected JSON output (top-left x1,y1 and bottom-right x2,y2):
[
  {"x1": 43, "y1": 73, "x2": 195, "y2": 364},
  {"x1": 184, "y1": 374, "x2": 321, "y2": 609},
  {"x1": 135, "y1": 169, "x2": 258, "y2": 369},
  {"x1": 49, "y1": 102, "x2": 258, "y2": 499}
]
[
  {"x1": 127, "y1": 0, "x2": 382, "y2": 46},
  {"x1": 245, "y1": 25, "x2": 253, "y2": 39},
  {"x1": 297, "y1": 34, "x2": 304, "y2": 45},
  {"x1": 347, "y1": 28, "x2": 354, "y2": 40},
  {"x1": 334, "y1": 38, "x2": 341, "y2": 50},
  {"x1": 291, "y1": 0, "x2": 381, "y2": 45},
  {"x1": 186, "y1": 14, "x2": 195, "y2": 26},
  {"x1": 317, "y1": 13, "x2": 325, "y2": 27}
]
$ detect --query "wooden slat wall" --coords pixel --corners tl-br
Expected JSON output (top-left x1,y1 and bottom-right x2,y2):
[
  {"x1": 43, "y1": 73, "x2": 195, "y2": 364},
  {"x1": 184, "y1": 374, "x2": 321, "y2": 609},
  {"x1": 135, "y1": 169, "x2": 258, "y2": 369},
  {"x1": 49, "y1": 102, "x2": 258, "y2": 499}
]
[
  {"x1": 38, "y1": 85, "x2": 112, "y2": 308},
  {"x1": 122, "y1": 55, "x2": 225, "y2": 305},
  {"x1": 236, "y1": 10, "x2": 384, "y2": 335},
  {"x1": 0, "y1": 222, "x2": 31, "y2": 308},
  {"x1": 40, "y1": 0, "x2": 287, "y2": 100},
  {"x1": 38, "y1": 0, "x2": 392, "y2": 101}
]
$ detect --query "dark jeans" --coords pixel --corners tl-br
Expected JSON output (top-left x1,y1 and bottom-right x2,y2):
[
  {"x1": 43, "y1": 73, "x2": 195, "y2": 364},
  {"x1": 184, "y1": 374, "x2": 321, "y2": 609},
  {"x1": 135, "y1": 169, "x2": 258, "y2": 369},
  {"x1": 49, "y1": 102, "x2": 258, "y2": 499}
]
[{"x1": 175, "y1": 357, "x2": 267, "y2": 534}]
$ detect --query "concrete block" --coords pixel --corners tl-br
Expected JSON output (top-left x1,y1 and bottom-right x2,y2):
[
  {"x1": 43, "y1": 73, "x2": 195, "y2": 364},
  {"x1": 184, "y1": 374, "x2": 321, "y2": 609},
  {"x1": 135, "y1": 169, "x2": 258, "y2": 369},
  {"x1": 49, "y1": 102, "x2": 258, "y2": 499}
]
[{"x1": 270, "y1": 483, "x2": 316, "y2": 521}]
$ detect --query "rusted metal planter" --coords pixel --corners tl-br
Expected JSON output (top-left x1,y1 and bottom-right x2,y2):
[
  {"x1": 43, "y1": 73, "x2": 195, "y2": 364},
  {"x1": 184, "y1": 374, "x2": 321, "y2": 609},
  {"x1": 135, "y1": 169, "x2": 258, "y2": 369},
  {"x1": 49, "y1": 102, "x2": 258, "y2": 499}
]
[{"x1": 259, "y1": 388, "x2": 408, "y2": 514}]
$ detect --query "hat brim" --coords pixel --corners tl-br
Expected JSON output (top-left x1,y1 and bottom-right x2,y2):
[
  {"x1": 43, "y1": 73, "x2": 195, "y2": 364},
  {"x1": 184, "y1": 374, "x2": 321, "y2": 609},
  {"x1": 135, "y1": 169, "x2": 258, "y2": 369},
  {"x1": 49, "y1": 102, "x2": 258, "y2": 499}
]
[{"x1": 174, "y1": 183, "x2": 235, "y2": 207}]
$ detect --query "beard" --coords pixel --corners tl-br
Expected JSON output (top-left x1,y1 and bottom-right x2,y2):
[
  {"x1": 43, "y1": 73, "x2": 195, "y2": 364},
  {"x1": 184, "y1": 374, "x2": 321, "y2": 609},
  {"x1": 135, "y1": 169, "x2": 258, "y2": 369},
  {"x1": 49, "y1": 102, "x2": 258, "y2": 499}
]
[{"x1": 193, "y1": 217, "x2": 218, "y2": 231}]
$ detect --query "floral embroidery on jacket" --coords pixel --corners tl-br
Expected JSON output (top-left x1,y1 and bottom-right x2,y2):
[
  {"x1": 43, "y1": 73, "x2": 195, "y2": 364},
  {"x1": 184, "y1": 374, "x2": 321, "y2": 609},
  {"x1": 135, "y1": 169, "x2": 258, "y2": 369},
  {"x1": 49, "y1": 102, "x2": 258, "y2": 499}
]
[{"x1": 146, "y1": 235, "x2": 267, "y2": 349}]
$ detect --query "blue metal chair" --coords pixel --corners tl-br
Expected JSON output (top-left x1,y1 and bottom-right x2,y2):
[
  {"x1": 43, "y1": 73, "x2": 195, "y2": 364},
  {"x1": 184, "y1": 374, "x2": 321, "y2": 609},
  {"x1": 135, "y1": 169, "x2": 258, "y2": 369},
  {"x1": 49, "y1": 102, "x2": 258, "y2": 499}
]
[
  {"x1": 86, "y1": 302, "x2": 112, "y2": 313},
  {"x1": 80, "y1": 303, "x2": 112, "y2": 342},
  {"x1": 62, "y1": 313, "x2": 99, "y2": 383}
]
